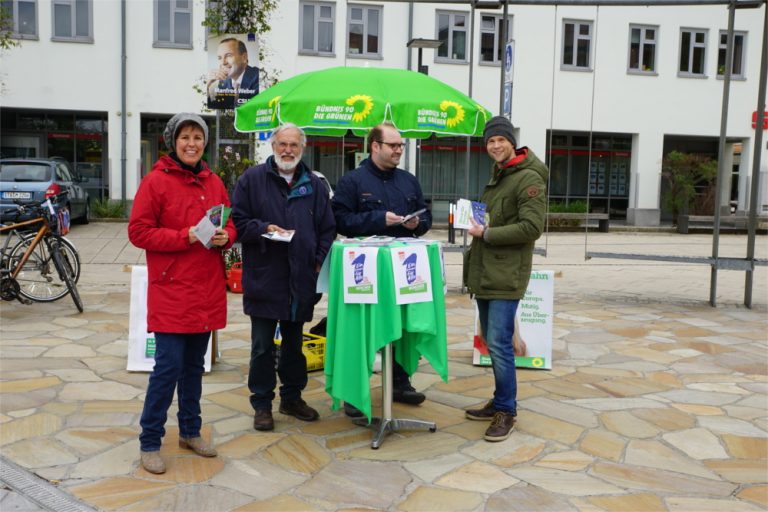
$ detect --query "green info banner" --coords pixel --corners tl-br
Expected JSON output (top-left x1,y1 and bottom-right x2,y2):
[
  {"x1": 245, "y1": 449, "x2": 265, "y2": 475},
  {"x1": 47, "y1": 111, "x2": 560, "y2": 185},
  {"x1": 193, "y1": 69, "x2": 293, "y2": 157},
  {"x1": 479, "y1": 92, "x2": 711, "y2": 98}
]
[{"x1": 472, "y1": 271, "x2": 554, "y2": 370}]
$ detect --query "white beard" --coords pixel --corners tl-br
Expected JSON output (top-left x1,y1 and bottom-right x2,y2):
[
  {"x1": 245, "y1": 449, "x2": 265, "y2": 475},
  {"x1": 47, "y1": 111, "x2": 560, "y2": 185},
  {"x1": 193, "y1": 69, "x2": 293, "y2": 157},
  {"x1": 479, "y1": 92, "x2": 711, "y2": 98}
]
[{"x1": 274, "y1": 151, "x2": 302, "y2": 171}]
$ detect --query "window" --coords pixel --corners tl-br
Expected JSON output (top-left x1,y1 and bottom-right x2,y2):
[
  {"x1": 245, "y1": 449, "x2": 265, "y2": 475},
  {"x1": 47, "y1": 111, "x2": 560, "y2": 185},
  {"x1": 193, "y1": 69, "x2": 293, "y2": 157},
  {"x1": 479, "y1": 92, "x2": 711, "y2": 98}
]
[
  {"x1": 479, "y1": 14, "x2": 512, "y2": 64},
  {"x1": 718, "y1": 30, "x2": 746, "y2": 79},
  {"x1": 679, "y1": 28, "x2": 708, "y2": 77},
  {"x1": 1, "y1": 0, "x2": 38, "y2": 39},
  {"x1": 347, "y1": 4, "x2": 381, "y2": 58},
  {"x1": 562, "y1": 20, "x2": 592, "y2": 70},
  {"x1": 628, "y1": 24, "x2": 657, "y2": 74},
  {"x1": 436, "y1": 11, "x2": 467, "y2": 62},
  {"x1": 154, "y1": 0, "x2": 192, "y2": 49},
  {"x1": 52, "y1": 0, "x2": 92, "y2": 42},
  {"x1": 300, "y1": 1, "x2": 335, "y2": 55}
]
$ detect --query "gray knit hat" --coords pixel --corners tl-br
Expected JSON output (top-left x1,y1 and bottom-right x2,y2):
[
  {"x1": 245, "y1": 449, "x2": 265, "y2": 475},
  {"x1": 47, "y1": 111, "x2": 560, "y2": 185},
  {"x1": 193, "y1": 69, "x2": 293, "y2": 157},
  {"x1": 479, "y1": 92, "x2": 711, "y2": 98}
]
[
  {"x1": 163, "y1": 113, "x2": 209, "y2": 151},
  {"x1": 483, "y1": 116, "x2": 517, "y2": 147}
]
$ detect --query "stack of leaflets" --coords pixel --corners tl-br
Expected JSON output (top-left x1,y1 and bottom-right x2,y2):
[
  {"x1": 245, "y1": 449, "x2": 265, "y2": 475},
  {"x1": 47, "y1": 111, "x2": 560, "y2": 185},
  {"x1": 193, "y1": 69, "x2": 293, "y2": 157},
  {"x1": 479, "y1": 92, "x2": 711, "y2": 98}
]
[
  {"x1": 193, "y1": 204, "x2": 231, "y2": 249},
  {"x1": 262, "y1": 230, "x2": 295, "y2": 242},
  {"x1": 454, "y1": 199, "x2": 486, "y2": 229}
]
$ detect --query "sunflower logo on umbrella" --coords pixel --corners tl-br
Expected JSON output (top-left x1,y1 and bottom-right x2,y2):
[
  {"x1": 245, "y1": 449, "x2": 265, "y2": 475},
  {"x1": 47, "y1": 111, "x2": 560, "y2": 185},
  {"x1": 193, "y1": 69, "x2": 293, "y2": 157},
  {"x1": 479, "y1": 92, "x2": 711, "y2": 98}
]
[
  {"x1": 440, "y1": 100, "x2": 466, "y2": 128},
  {"x1": 346, "y1": 94, "x2": 374, "y2": 122},
  {"x1": 269, "y1": 96, "x2": 281, "y2": 122}
]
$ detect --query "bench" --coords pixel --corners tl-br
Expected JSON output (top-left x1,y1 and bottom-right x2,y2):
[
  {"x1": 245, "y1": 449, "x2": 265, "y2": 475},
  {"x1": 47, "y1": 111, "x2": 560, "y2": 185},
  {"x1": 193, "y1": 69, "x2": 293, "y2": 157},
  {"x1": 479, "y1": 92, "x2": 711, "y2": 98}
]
[
  {"x1": 547, "y1": 212, "x2": 610, "y2": 232},
  {"x1": 677, "y1": 214, "x2": 768, "y2": 234}
]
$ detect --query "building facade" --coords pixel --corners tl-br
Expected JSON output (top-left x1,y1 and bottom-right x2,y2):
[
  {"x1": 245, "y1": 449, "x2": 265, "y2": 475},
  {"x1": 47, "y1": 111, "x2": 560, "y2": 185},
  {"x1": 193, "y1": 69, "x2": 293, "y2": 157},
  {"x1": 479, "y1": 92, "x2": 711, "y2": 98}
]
[{"x1": 1, "y1": 0, "x2": 765, "y2": 225}]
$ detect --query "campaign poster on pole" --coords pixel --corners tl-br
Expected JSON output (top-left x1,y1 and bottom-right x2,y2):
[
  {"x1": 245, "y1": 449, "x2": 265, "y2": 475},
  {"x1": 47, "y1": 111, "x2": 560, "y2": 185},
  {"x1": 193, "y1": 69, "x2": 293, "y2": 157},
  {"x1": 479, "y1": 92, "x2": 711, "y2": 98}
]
[
  {"x1": 473, "y1": 270, "x2": 554, "y2": 370},
  {"x1": 127, "y1": 266, "x2": 212, "y2": 372},
  {"x1": 206, "y1": 33, "x2": 260, "y2": 110}
]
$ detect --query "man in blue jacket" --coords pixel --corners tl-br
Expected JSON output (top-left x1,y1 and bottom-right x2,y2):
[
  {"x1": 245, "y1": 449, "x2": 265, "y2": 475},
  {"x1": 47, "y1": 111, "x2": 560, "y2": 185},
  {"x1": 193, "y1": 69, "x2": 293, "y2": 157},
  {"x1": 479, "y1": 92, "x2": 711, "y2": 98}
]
[
  {"x1": 332, "y1": 122, "x2": 432, "y2": 417},
  {"x1": 232, "y1": 124, "x2": 336, "y2": 431}
]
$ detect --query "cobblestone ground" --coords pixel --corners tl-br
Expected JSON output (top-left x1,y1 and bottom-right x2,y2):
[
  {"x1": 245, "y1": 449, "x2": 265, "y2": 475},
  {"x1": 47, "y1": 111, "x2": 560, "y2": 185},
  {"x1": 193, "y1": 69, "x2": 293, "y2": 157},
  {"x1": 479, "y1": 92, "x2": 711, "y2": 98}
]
[{"x1": 0, "y1": 223, "x2": 765, "y2": 511}]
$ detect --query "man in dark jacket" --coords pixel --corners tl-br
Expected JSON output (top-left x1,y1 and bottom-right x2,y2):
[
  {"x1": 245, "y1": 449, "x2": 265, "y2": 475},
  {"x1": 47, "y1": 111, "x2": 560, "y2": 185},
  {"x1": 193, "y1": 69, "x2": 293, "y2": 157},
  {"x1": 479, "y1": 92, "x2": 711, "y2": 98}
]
[
  {"x1": 464, "y1": 116, "x2": 548, "y2": 442},
  {"x1": 232, "y1": 124, "x2": 336, "y2": 431},
  {"x1": 332, "y1": 122, "x2": 432, "y2": 417}
]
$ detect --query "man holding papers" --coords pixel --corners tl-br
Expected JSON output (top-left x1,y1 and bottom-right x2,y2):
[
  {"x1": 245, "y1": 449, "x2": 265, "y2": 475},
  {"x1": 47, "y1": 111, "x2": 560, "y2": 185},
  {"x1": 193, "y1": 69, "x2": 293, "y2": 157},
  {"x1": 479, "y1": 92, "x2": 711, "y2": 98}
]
[
  {"x1": 332, "y1": 122, "x2": 433, "y2": 417},
  {"x1": 232, "y1": 124, "x2": 335, "y2": 432},
  {"x1": 463, "y1": 116, "x2": 548, "y2": 442}
]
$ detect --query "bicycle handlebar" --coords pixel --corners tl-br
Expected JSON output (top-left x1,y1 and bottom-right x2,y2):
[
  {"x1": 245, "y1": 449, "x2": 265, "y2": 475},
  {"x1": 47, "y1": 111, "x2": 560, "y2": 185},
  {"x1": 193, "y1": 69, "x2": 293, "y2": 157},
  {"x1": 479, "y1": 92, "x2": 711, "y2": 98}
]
[{"x1": 10, "y1": 191, "x2": 70, "y2": 220}]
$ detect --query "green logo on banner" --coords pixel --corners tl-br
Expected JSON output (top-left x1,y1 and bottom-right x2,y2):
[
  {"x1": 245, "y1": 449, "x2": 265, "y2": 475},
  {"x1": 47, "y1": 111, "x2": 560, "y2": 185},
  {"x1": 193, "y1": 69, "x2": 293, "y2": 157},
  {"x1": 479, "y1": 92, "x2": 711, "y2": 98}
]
[
  {"x1": 348, "y1": 284, "x2": 373, "y2": 294},
  {"x1": 145, "y1": 337, "x2": 156, "y2": 358},
  {"x1": 399, "y1": 283, "x2": 427, "y2": 295},
  {"x1": 516, "y1": 356, "x2": 547, "y2": 369}
]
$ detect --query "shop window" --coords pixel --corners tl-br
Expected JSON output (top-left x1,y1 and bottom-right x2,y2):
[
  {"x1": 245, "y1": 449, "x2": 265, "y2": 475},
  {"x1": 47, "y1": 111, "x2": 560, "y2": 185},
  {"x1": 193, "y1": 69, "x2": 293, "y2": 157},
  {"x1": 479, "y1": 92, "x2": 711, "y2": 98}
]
[
  {"x1": 436, "y1": 11, "x2": 467, "y2": 63},
  {"x1": 562, "y1": 20, "x2": 592, "y2": 70},
  {"x1": 154, "y1": 0, "x2": 192, "y2": 49},
  {"x1": 300, "y1": 1, "x2": 335, "y2": 55},
  {"x1": 628, "y1": 24, "x2": 657, "y2": 74},
  {"x1": 52, "y1": 0, "x2": 92, "y2": 42},
  {"x1": 717, "y1": 30, "x2": 746, "y2": 79},
  {"x1": 2, "y1": 0, "x2": 38, "y2": 39},
  {"x1": 347, "y1": 4, "x2": 381, "y2": 58},
  {"x1": 679, "y1": 28, "x2": 707, "y2": 77}
]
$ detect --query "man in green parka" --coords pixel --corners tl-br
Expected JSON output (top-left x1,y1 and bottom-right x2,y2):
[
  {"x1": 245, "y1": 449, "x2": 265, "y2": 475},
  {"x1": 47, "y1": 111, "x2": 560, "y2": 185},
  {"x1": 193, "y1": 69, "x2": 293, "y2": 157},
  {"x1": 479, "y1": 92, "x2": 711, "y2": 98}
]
[{"x1": 463, "y1": 115, "x2": 548, "y2": 442}]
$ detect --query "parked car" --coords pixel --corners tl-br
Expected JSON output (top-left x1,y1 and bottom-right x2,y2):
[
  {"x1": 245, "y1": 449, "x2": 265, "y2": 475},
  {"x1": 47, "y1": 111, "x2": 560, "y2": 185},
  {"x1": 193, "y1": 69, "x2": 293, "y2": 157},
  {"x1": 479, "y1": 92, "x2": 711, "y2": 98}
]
[{"x1": 0, "y1": 158, "x2": 91, "y2": 224}]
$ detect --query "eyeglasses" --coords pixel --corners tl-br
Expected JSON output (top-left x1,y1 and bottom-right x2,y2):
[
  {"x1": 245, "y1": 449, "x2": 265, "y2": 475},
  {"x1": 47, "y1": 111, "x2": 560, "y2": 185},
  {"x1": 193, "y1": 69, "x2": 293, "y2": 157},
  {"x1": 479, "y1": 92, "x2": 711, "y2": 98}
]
[{"x1": 376, "y1": 141, "x2": 405, "y2": 151}]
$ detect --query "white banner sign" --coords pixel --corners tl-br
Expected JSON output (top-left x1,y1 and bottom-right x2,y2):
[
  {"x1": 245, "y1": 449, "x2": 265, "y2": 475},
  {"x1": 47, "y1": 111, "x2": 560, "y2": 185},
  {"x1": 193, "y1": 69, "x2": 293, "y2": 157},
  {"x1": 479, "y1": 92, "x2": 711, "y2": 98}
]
[
  {"x1": 127, "y1": 266, "x2": 212, "y2": 372},
  {"x1": 390, "y1": 245, "x2": 432, "y2": 305},
  {"x1": 473, "y1": 270, "x2": 554, "y2": 370},
  {"x1": 342, "y1": 246, "x2": 379, "y2": 304}
]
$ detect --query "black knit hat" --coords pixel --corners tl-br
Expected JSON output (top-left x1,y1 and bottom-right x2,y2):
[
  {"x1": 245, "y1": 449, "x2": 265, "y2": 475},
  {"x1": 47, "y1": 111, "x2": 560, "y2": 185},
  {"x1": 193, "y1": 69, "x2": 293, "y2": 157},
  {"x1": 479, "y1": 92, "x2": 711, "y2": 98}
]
[{"x1": 483, "y1": 116, "x2": 517, "y2": 147}]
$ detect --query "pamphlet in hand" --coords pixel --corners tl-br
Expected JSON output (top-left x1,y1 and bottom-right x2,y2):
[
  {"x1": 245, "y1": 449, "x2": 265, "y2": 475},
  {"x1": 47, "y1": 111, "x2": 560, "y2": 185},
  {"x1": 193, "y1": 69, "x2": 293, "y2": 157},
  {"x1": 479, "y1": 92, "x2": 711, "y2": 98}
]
[
  {"x1": 454, "y1": 199, "x2": 486, "y2": 229},
  {"x1": 192, "y1": 204, "x2": 231, "y2": 249},
  {"x1": 397, "y1": 208, "x2": 427, "y2": 225},
  {"x1": 262, "y1": 230, "x2": 295, "y2": 243}
]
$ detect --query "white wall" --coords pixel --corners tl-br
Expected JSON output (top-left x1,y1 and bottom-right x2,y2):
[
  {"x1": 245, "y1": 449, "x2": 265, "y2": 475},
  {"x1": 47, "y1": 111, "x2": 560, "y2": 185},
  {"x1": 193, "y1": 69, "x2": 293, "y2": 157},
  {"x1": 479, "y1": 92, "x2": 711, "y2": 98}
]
[{"x1": 1, "y1": 0, "x2": 765, "y2": 222}]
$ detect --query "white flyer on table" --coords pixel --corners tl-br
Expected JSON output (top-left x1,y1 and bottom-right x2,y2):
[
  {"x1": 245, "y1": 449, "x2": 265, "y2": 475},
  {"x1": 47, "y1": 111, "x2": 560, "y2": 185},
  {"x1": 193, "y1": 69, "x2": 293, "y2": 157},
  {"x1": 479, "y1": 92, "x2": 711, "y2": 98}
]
[
  {"x1": 342, "y1": 246, "x2": 379, "y2": 304},
  {"x1": 389, "y1": 245, "x2": 432, "y2": 305}
]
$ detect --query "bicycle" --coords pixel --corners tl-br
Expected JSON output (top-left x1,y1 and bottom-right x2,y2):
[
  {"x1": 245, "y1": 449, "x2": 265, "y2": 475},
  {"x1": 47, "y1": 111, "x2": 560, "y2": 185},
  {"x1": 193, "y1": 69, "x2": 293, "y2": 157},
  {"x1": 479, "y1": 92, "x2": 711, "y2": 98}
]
[{"x1": 0, "y1": 193, "x2": 83, "y2": 312}]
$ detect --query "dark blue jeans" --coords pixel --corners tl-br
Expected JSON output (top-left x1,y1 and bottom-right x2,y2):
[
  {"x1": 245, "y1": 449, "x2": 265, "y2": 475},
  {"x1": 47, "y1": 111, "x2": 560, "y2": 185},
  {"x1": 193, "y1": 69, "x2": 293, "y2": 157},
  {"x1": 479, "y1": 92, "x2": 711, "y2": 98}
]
[
  {"x1": 248, "y1": 317, "x2": 307, "y2": 411},
  {"x1": 476, "y1": 299, "x2": 519, "y2": 414},
  {"x1": 139, "y1": 332, "x2": 209, "y2": 452}
]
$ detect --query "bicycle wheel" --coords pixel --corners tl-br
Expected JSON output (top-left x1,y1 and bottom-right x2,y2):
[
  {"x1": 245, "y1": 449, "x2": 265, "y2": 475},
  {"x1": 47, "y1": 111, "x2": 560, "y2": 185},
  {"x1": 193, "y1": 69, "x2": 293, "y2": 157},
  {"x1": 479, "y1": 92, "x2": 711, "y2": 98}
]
[
  {"x1": 8, "y1": 235, "x2": 81, "y2": 302},
  {"x1": 50, "y1": 239, "x2": 84, "y2": 313}
]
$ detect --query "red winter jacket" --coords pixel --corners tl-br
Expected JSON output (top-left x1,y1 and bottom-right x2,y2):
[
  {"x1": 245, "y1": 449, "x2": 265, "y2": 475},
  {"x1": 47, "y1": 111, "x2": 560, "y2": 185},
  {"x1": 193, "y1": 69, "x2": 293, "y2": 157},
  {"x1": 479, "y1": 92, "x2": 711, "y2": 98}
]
[{"x1": 128, "y1": 155, "x2": 236, "y2": 333}]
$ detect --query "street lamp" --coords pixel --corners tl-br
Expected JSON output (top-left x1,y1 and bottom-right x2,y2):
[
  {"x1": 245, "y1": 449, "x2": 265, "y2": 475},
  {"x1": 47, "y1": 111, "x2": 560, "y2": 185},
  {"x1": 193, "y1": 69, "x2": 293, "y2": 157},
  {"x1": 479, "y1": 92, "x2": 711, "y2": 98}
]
[{"x1": 406, "y1": 38, "x2": 442, "y2": 75}]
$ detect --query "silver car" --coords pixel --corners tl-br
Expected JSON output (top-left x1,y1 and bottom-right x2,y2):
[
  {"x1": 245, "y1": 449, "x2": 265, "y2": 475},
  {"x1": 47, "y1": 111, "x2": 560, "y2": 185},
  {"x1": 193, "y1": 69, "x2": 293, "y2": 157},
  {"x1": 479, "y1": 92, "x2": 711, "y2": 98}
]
[{"x1": 0, "y1": 158, "x2": 91, "y2": 224}]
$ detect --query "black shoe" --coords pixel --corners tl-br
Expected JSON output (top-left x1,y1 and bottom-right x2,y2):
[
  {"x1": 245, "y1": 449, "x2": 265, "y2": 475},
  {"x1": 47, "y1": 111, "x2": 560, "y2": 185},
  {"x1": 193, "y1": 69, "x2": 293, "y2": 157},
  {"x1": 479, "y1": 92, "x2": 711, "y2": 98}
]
[
  {"x1": 393, "y1": 386, "x2": 426, "y2": 405},
  {"x1": 279, "y1": 398, "x2": 320, "y2": 422},
  {"x1": 253, "y1": 409, "x2": 274, "y2": 431},
  {"x1": 465, "y1": 399, "x2": 496, "y2": 421},
  {"x1": 343, "y1": 402, "x2": 364, "y2": 418}
]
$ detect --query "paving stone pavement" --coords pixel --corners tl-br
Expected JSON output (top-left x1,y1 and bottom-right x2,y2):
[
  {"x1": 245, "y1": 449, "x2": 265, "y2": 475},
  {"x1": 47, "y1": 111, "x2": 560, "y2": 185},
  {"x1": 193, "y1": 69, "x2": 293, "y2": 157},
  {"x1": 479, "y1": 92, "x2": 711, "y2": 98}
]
[{"x1": 0, "y1": 222, "x2": 766, "y2": 511}]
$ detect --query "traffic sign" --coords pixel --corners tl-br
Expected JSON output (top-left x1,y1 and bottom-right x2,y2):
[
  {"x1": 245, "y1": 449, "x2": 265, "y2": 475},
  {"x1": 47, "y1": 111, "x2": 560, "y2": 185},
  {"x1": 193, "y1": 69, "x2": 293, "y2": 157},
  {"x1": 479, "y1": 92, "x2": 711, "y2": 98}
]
[
  {"x1": 504, "y1": 41, "x2": 514, "y2": 84},
  {"x1": 503, "y1": 83, "x2": 512, "y2": 117}
]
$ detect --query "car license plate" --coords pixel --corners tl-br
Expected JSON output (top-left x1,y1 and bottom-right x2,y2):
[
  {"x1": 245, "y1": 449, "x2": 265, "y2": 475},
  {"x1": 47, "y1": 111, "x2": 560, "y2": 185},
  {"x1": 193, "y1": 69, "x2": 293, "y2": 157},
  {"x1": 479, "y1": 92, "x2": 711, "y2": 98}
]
[{"x1": 2, "y1": 191, "x2": 32, "y2": 199}]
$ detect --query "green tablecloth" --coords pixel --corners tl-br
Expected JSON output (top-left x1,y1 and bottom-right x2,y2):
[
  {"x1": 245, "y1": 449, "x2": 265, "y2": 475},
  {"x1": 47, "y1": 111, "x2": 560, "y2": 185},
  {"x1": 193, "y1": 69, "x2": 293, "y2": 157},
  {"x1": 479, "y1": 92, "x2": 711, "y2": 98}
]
[{"x1": 324, "y1": 240, "x2": 449, "y2": 421}]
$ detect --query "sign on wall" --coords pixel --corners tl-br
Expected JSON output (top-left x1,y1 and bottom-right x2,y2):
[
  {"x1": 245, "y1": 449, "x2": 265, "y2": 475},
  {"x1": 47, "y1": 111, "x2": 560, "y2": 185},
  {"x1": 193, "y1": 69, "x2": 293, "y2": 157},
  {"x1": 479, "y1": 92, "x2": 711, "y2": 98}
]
[{"x1": 207, "y1": 34, "x2": 260, "y2": 110}]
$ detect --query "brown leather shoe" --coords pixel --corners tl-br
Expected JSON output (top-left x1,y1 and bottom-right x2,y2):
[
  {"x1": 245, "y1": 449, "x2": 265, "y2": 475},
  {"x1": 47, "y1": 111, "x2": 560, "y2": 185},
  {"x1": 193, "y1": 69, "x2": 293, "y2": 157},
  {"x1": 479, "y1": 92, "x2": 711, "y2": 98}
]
[
  {"x1": 179, "y1": 436, "x2": 217, "y2": 457},
  {"x1": 279, "y1": 399, "x2": 319, "y2": 422},
  {"x1": 140, "y1": 450, "x2": 166, "y2": 474},
  {"x1": 253, "y1": 408, "x2": 274, "y2": 431},
  {"x1": 465, "y1": 399, "x2": 495, "y2": 421},
  {"x1": 484, "y1": 411, "x2": 516, "y2": 442}
]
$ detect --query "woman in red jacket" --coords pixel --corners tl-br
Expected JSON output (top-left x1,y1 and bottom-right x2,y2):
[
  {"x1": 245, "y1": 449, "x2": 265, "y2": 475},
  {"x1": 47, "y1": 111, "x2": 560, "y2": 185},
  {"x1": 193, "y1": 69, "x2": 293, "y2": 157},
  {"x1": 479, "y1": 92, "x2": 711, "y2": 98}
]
[{"x1": 128, "y1": 113, "x2": 236, "y2": 474}]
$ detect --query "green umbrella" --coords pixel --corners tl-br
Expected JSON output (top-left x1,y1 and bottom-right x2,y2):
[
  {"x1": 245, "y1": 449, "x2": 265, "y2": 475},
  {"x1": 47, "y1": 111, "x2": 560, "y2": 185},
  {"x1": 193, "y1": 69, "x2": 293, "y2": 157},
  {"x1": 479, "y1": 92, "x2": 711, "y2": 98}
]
[{"x1": 234, "y1": 66, "x2": 492, "y2": 138}]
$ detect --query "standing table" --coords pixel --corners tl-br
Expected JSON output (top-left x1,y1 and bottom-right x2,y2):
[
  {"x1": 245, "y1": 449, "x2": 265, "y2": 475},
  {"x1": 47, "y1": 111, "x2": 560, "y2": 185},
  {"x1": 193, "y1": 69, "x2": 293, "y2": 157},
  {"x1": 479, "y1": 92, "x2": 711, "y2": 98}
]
[{"x1": 324, "y1": 240, "x2": 449, "y2": 448}]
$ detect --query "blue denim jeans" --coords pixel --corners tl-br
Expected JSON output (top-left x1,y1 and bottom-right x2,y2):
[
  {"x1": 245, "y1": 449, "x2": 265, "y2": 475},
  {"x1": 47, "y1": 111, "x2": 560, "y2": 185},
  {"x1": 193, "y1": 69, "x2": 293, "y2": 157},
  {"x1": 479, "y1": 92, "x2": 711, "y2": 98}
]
[
  {"x1": 139, "y1": 332, "x2": 209, "y2": 452},
  {"x1": 248, "y1": 317, "x2": 307, "y2": 411},
  {"x1": 476, "y1": 299, "x2": 519, "y2": 414}
]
